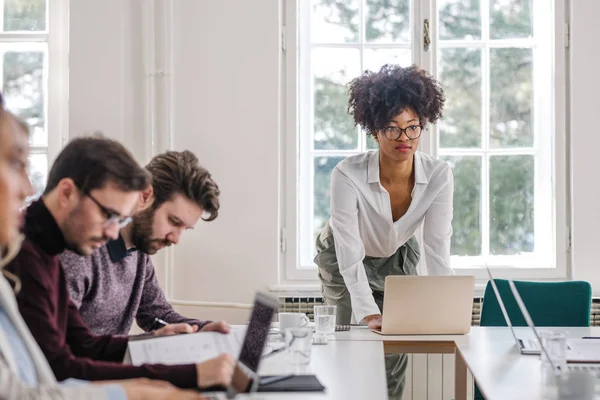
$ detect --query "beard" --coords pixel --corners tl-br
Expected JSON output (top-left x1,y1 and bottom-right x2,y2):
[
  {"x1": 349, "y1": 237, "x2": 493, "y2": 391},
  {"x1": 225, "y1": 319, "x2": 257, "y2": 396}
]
[
  {"x1": 63, "y1": 203, "x2": 108, "y2": 256},
  {"x1": 130, "y1": 206, "x2": 170, "y2": 255}
]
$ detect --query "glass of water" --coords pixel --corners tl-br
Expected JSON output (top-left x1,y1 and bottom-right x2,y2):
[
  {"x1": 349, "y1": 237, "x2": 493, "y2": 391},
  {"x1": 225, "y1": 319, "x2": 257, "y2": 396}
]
[
  {"x1": 539, "y1": 330, "x2": 568, "y2": 373},
  {"x1": 285, "y1": 327, "x2": 312, "y2": 365},
  {"x1": 314, "y1": 305, "x2": 337, "y2": 343}
]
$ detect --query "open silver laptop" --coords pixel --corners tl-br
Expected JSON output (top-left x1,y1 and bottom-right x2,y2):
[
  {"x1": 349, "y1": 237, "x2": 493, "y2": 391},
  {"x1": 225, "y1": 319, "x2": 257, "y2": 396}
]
[
  {"x1": 485, "y1": 266, "x2": 541, "y2": 355},
  {"x1": 373, "y1": 275, "x2": 475, "y2": 335}
]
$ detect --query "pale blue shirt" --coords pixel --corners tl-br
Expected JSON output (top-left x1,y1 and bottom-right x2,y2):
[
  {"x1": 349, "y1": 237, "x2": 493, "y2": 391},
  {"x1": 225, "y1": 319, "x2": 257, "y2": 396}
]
[{"x1": 0, "y1": 307, "x2": 126, "y2": 399}]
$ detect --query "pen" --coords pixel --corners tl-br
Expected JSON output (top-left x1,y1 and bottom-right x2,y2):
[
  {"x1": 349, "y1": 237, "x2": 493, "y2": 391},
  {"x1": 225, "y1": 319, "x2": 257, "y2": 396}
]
[
  {"x1": 154, "y1": 317, "x2": 168, "y2": 327},
  {"x1": 582, "y1": 336, "x2": 600, "y2": 339}
]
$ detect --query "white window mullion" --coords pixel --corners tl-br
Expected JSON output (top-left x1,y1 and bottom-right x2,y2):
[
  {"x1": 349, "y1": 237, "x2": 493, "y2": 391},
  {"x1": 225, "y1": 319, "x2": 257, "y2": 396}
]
[
  {"x1": 28, "y1": 146, "x2": 48, "y2": 154},
  {"x1": 47, "y1": 0, "x2": 69, "y2": 164},
  {"x1": 297, "y1": 0, "x2": 314, "y2": 271},
  {"x1": 552, "y1": 0, "x2": 568, "y2": 276},
  {"x1": 533, "y1": 0, "x2": 558, "y2": 267},
  {"x1": 359, "y1": 0, "x2": 366, "y2": 153},
  {"x1": 312, "y1": 42, "x2": 413, "y2": 50},
  {"x1": 481, "y1": 0, "x2": 490, "y2": 261},
  {"x1": 438, "y1": 147, "x2": 536, "y2": 157},
  {"x1": 416, "y1": 0, "x2": 434, "y2": 155},
  {"x1": 0, "y1": 33, "x2": 48, "y2": 42},
  {"x1": 284, "y1": 0, "x2": 299, "y2": 278}
]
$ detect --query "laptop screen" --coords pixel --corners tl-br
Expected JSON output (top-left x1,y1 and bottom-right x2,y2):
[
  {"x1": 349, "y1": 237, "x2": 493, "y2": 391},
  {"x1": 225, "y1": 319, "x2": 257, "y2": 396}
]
[
  {"x1": 238, "y1": 293, "x2": 277, "y2": 371},
  {"x1": 229, "y1": 292, "x2": 278, "y2": 394}
]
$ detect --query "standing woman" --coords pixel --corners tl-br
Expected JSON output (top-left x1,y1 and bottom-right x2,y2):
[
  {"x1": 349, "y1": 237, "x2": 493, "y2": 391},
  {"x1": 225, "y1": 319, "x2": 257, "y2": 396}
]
[{"x1": 315, "y1": 64, "x2": 454, "y2": 399}]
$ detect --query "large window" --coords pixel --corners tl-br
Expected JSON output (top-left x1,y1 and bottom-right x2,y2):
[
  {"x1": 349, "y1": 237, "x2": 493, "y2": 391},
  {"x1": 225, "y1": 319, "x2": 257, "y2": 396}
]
[
  {"x1": 283, "y1": 0, "x2": 567, "y2": 281},
  {"x1": 0, "y1": 0, "x2": 66, "y2": 200}
]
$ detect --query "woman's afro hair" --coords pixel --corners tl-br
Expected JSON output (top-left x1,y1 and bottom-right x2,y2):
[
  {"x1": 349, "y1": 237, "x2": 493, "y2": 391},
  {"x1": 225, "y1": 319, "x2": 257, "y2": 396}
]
[{"x1": 347, "y1": 64, "x2": 445, "y2": 136}]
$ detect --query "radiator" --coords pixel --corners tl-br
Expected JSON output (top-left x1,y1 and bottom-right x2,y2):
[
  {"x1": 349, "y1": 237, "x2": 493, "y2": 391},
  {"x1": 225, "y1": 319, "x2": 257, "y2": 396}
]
[
  {"x1": 278, "y1": 295, "x2": 483, "y2": 325},
  {"x1": 279, "y1": 296, "x2": 600, "y2": 326}
]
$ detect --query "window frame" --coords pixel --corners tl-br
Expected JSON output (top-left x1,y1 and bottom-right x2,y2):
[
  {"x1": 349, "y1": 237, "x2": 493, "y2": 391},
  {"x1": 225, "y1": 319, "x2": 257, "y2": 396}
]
[
  {"x1": 280, "y1": 0, "x2": 569, "y2": 284},
  {"x1": 0, "y1": 0, "x2": 69, "y2": 191}
]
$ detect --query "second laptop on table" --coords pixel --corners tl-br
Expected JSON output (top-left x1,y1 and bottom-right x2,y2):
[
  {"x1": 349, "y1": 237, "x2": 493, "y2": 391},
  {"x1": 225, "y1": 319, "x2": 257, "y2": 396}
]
[{"x1": 373, "y1": 275, "x2": 475, "y2": 335}]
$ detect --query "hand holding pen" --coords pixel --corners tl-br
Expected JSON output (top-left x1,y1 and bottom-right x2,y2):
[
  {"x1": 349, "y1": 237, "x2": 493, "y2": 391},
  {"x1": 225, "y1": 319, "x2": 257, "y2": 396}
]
[{"x1": 153, "y1": 318, "x2": 198, "y2": 336}]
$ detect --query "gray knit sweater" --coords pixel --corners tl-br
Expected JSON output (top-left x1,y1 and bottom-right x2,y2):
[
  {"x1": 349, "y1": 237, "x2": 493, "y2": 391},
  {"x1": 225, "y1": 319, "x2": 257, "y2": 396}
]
[{"x1": 59, "y1": 236, "x2": 208, "y2": 335}]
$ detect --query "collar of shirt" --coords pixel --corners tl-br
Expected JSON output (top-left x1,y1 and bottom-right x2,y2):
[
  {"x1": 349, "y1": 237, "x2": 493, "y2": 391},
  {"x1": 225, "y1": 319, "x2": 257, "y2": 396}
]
[
  {"x1": 24, "y1": 199, "x2": 67, "y2": 256},
  {"x1": 366, "y1": 150, "x2": 429, "y2": 185},
  {"x1": 106, "y1": 234, "x2": 136, "y2": 262}
]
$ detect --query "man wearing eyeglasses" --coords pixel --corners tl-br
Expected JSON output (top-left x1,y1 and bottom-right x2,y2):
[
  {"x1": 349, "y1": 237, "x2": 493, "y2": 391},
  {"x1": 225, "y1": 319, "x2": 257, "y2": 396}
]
[
  {"x1": 59, "y1": 150, "x2": 229, "y2": 337},
  {"x1": 6, "y1": 136, "x2": 236, "y2": 389}
]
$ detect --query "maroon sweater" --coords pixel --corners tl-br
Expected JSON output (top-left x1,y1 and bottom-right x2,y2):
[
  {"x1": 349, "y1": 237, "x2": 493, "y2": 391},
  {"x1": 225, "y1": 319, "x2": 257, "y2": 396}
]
[{"x1": 6, "y1": 199, "x2": 198, "y2": 387}]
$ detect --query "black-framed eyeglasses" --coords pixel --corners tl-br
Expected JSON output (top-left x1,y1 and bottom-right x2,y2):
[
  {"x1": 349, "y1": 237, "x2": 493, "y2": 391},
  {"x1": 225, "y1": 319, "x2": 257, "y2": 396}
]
[
  {"x1": 380, "y1": 124, "x2": 423, "y2": 141},
  {"x1": 84, "y1": 192, "x2": 132, "y2": 229}
]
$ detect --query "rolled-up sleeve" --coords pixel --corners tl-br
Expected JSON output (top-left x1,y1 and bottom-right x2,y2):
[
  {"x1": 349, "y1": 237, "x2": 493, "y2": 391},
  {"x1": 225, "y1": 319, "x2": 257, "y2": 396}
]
[
  {"x1": 422, "y1": 164, "x2": 454, "y2": 276},
  {"x1": 329, "y1": 168, "x2": 381, "y2": 322}
]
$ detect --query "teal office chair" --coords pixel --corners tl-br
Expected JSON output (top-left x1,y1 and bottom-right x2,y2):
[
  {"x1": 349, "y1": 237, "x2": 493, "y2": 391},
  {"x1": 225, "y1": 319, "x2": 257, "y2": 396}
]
[{"x1": 474, "y1": 279, "x2": 592, "y2": 400}]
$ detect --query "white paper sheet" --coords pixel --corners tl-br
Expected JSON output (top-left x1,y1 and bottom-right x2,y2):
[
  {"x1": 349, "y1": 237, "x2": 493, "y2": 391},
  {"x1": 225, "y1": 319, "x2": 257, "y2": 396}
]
[
  {"x1": 128, "y1": 327, "x2": 246, "y2": 366},
  {"x1": 567, "y1": 339, "x2": 600, "y2": 364}
]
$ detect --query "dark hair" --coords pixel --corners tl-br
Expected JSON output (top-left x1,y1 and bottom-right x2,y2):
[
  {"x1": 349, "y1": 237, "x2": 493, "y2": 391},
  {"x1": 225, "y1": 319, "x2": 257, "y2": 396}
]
[
  {"x1": 146, "y1": 150, "x2": 220, "y2": 221},
  {"x1": 347, "y1": 64, "x2": 445, "y2": 136},
  {"x1": 44, "y1": 135, "x2": 150, "y2": 195}
]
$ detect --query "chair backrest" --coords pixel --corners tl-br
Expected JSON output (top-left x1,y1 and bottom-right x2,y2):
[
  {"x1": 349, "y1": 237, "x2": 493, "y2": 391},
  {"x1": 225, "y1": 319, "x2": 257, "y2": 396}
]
[
  {"x1": 480, "y1": 279, "x2": 592, "y2": 327},
  {"x1": 475, "y1": 279, "x2": 592, "y2": 400}
]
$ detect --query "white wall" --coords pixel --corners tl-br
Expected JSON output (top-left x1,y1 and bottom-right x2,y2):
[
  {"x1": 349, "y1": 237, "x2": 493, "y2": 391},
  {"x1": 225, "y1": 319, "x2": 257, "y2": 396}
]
[
  {"x1": 69, "y1": 0, "x2": 282, "y2": 305},
  {"x1": 169, "y1": 0, "x2": 281, "y2": 303},
  {"x1": 569, "y1": 0, "x2": 600, "y2": 294},
  {"x1": 69, "y1": 0, "x2": 145, "y2": 153},
  {"x1": 68, "y1": 0, "x2": 600, "y2": 303}
]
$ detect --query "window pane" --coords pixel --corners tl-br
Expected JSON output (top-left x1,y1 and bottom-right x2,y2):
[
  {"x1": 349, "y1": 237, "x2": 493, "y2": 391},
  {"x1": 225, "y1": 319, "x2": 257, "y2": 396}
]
[
  {"x1": 363, "y1": 48, "x2": 411, "y2": 73},
  {"x1": 490, "y1": 0, "x2": 532, "y2": 40},
  {"x1": 314, "y1": 156, "x2": 344, "y2": 239},
  {"x1": 490, "y1": 155, "x2": 534, "y2": 255},
  {"x1": 3, "y1": 50, "x2": 46, "y2": 147},
  {"x1": 438, "y1": 0, "x2": 481, "y2": 40},
  {"x1": 438, "y1": 48, "x2": 481, "y2": 148},
  {"x1": 443, "y1": 155, "x2": 482, "y2": 256},
  {"x1": 313, "y1": 48, "x2": 360, "y2": 150},
  {"x1": 365, "y1": 0, "x2": 410, "y2": 43},
  {"x1": 311, "y1": 0, "x2": 359, "y2": 43},
  {"x1": 490, "y1": 48, "x2": 533, "y2": 148},
  {"x1": 27, "y1": 153, "x2": 47, "y2": 202},
  {"x1": 4, "y1": 0, "x2": 46, "y2": 31},
  {"x1": 366, "y1": 132, "x2": 378, "y2": 150}
]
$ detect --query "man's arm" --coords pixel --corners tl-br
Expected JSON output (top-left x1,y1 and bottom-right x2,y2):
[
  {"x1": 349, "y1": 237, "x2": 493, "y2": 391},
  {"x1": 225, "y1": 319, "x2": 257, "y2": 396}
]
[
  {"x1": 135, "y1": 256, "x2": 209, "y2": 332},
  {"x1": 10, "y1": 247, "x2": 198, "y2": 388}
]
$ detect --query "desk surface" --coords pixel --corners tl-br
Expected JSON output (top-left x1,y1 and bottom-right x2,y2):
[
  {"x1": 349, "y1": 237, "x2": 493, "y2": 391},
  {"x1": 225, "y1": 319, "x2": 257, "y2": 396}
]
[
  {"x1": 222, "y1": 325, "x2": 600, "y2": 399},
  {"x1": 234, "y1": 340, "x2": 388, "y2": 399},
  {"x1": 456, "y1": 327, "x2": 600, "y2": 400}
]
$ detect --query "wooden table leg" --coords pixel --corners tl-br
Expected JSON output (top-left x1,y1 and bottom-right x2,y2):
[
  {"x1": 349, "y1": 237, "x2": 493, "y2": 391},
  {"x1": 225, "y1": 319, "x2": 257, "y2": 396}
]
[{"x1": 455, "y1": 348, "x2": 468, "y2": 400}]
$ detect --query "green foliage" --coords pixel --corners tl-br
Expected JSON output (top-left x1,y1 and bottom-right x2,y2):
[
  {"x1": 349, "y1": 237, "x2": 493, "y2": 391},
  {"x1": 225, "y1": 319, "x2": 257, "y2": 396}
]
[{"x1": 4, "y1": 0, "x2": 46, "y2": 31}]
